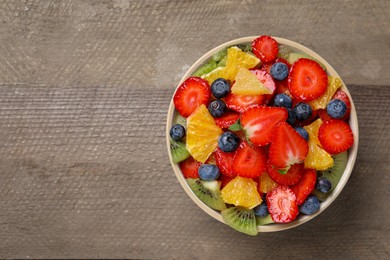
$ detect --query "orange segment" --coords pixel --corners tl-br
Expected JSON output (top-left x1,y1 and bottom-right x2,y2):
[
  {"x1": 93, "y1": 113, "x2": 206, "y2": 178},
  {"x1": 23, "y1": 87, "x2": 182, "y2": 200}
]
[
  {"x1": 231, "y1": 68, "x2": 272, "y2": 95},
  {"x1": 258, "y1": 172, "x2": 279, "y2": 194},
  {"x1": 308, "y1": 76, "x2": 342, "y2": 110},
  {"x1": 186, "y1": 105, "x2": 222, "y2": 163},
  {"x1": 221, "y1": 176, "x2": 262, "y2": 209}
]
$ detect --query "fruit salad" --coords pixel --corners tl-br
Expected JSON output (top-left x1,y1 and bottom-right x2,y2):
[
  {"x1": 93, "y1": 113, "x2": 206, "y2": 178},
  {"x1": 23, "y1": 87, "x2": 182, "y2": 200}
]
[{"x1": 168, "y1": 35, "x2": 355, "y2": 235}]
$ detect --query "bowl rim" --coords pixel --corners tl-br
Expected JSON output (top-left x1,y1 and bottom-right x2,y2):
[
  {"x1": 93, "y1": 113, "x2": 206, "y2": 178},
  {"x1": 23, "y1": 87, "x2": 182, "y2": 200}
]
[{"x1": 166, "y1": 36, "x2": 359, "y2": 232}]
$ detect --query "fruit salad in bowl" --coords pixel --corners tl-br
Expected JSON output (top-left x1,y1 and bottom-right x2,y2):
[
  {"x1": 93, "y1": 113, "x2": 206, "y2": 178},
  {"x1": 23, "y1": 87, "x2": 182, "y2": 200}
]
[{"x1": 166, "y1": 35, "x2": 358, "y2": 235}]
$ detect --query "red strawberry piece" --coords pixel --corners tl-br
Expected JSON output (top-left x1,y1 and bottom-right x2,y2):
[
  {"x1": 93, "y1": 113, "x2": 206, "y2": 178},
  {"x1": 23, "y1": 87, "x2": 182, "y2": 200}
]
[
  {"x1": 275, "y1": 78, "x2": 290, "y2": 95},
  {"x1": 233, "y1": 141, "x2": 267, "y2": 178},
  {"x1": 241, "y1": 106, "x2": 288, "y2": 146},
  {"x1": 318, "y1": 109, "x2": 332, "y2": 122},
  {"x1": 267, "y1": 186, "x2": 299, "y2": 223},
  {"x1": 225, "y1": 92, "x2": 265, "y2": 113},
  {"x1": 214, "y1": 148, "x2": 237, "y2": 177},
  {"x1": 219, "y1": 174, "x2": 235, "y2": 189},
  {"x1": 179, "y1": 157, "x2": 201, "y2": 178},
  {"x1": 288, "y1": 58, "x2": 328, "y2": 101},
  {"x1": 267, "y1": 162, "x2": 304, "y2": 186},
  {"x1": 292, "y1": 168, "x2": 317, "y2": 205},
  {"x1": 332, "y1": 90, "x2": 351, "y2": 121},
  {"x1": 214, "y1": 110, "x2": 240, "y2": 129},
  {"x1": 173, "y1": 76, "x2": 210, "y2": 117},
  {"x1": 318, "y1": 119, "x2": 354, "y2": 154},
  {"x1": 250, "y1": 69, "x2": 276, "y2": 104},
  {"x1": 252, "y1": 35, "x2": 279, "y2": 63},
  {"x1": 269, "y1": 122, "x2": 309, "y2": 168}
]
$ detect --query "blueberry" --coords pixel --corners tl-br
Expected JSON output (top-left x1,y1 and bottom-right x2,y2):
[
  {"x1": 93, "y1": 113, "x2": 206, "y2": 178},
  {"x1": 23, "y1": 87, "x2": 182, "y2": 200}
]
[
  {"x1": 218, "y1": 132, "x2": 240, "y2": 152},
  {"x1": 211, "y1": 78, "x2": 230, "y2": 98},
  {"x1": 327, "y1": 99, "x2": 347, "y2": 119},
  {"x1": 287, "y1": 108, "x2": 296, "y2": 125},
  {"x1": 293, "y1": 102, "x2": 312, "y2": 121},
  {"x1": 294, "y1": 126, "x2": 309, "y2": 141},
  {"x1": 170, "y1": 124, "x2": 186, "y2": 141},
  {"x1": 270, "y1": 62, "x2": 289, "y2": 81},
  {"x1": 208, "y1": 99, "x2": 226, "y2": 118},
  {"x1": 254, "y1": 202, "x2": 269, "y2": 217},
  {"x1": 299, "y1": 195, "x2": 320, "y2": 215},
  {"x1": 198, "y1": 164, "x2": 220, "y2": 181},
  {"x1": 274, "y1": 93, "x2": 292, "y2": 108},
  {"x1": 316, "y1": 177, "x2": 332, "y2": 193}
]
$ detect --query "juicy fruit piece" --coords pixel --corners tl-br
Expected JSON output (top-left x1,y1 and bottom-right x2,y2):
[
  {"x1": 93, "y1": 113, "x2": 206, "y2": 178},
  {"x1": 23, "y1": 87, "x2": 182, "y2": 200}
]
[
  {"x1": 187, "y1": 178, "x2": 226, "y2": 211},
  {"x1": 241, "y1": 106, "x2": 288, "y2": 146},
  {"x1": 253, "y1": 202, "x2": 269, "y2": 217},
  {"x1": 233, "y1": 141, "x2": 268, "y2": 178},
  {"x1": 221, "y1": 206, "x2": 258, "y2": 236},
  {"x1": 326, "y1": 99, "x2": 347, "y2": 119},
  {"x1": 308, "y1": 76, "x2": 342, "y2": 110},
  {"x1": 293, "y1": 102, "x2": 313, "y2": 121},
  {"x1": 170, "y1": 140, "x2": 190, "y2": 164},
  {"x1": 218, "y1": 132, "x2": 240, "y2": 152},
  {"x1": 250, "y1": 69, "x2": 277, "y2": 96},
  {"x1": 214, "y1": 110, "x2": 240, "y2": 129},
  {"x1": 211, "y1": 78, "x2": 231, "y2": 98},
  {"x1": 292, "y1": 168, "x2": 317, "y2": 205},
  {"x1": 274, "y1": 93, "x2": 292, "y2": 108},
  {"x1": 208, "y1": 99, "x2": 226, "y2": 118},
  {"x1": 203, "y1": 46, "x2": 260, "y2": 84},
  {"x1": 267, "y1": 163, "x2": 304, "y2": 186},
  {"x1": 287, "y1": 52, "x2": 326, "y2": 71},
  {"x1": 221, "y1": 176, "x2": 262, "y2": 209},
  {"x1": 215, "y1": 148, "x2": 237, "y2": 177},
  {"x1": 332, "y1": 89, "x2": 351, "y2": 121},
  {"x1": 252, "y1": 35, "x2": 278, "y2": 63},
  {"x1": 299, "y1": 195, "x2": 320, "y2": 215},
  {"x1": 231, "y1": 68, "x2": 272, "y2": 95},
  {"x1": 288, "y1": 58, "x2": 328, "y2": 101},
  {"x1": 256, "y1": 214, "x2": 274, "y2": 226},
  {"x1": 318, "y1": 119, "x2": 354, "y2": 154},
  {"x1": 266, "y1": 186, "x2": 299, "y2": 223},
  {"x1": 258, "y1": 172, "x2": 279, "y2": 194},
  {"x1": 180, "y1": 157, "x2": 201, "y2": 178},
  {"x1": 319, "y1": 151, "x2": 348, "y2": 192},
  {"x1": 225, "y1": 93, "x2": 265, "y2": 112},
  {"x1": 174, "y1": 77, "x2": 211, "y2": 117},
  {"x1": 316, "y1": 177, "x2": 332, "y2": 193},
  {"x1": 219, "y1": 174, "x2": 234, "y2": 188},
  {"x1": 173, "y1": 113, "x2": 187, "y2": 127},
  {"x1": 193, "y1": 59, "x2": 217, "y2": 77},
  {"x1": 304, "y1": 119, "x2": 334, "y2": 170},
  {"x1": 270, "y1": 62, "x2": 289, "y2": 81},
  {"x1": 198, "y1": 164, "x2": 220, "y2": 181},
  {"x1": 318, "y1": 108, "x2": 332, "y2": 122},
  {"x1": 277, "y1": 45, "x2": 292, "y2": 60},
  {"x1": 186, "y1": 105, "x2": 223, "y2": 163},
  {"x1": 170, "y1": 124, "x2": 186, "y2": 141},
  {"x1": 269, "y1": 122, "x2": 309, "y2": 168}
]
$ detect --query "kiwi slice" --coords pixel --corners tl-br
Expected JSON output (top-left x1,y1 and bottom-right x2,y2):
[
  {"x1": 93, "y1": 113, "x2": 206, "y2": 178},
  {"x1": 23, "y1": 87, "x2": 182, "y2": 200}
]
[
  {"x1": 277, "y1": 45, "x2": 292, "y2": 60},
  {"x1": 256, "y1": 214, "x2": 274, "y2": 226},
  {"x1": 221, "y1": 206, "x2": 257, "y2": 236},
  {"x1": 173, "y1": 113, "x2": 187, "y2": 128},
  {"x1": 288, "y1": 52, "x2": 327, "y2": 71},
  {"x1": 192, "y1": 59, "x2": 217, "y2": 77},
  {"x1": 212, "y1": 48, "x2": 228, "y2": 63},
  {"x1": 186, "y1": 178, "x2": 226, "y2": 211},
  {"x1": 170, "y1": 140, "x2": 190, "y2": 164}
]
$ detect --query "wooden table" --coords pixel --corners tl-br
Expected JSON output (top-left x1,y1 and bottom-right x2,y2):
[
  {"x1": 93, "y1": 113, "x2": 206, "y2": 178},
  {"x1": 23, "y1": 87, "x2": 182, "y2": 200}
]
[{"x1": 1, "y1": 1, "x2": 389, "y2": 258}]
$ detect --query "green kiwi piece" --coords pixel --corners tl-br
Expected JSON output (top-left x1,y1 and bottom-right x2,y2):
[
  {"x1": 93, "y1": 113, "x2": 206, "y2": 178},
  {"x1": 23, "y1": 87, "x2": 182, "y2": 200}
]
[
  {"x1": 236, "y1": 43, "x2": 252, "y2": 53},
  {"x1": 288, "y1": 52, "x2": 327, "y2": 71},
  {"x1": 277, "y1": 45, "x2": 292, "y2": 60},
  {"x1": 186, "y1": 179, "x2": 226, "y2": 211},
  {"x1": 173, "y1": 113, "x2": 187, "y2": 128},
  {"x1": 192, "y1": 59, "x2": 217, "y2": 77},
  {"x1": 221, "y1": 206, "x2": 258, "y2": 236},
  {"x1": 212, "y1": 48, "x2": 228, "y2": 62},
  {"x1": 170, "y1": 140, "x2": 190, "y2": 164},
  {"x1": 256, "y1": 214, "x2": 274, "y2": 226},
  {"x1": 217, "y1": 55, "x2": 227, "y2": 67}
]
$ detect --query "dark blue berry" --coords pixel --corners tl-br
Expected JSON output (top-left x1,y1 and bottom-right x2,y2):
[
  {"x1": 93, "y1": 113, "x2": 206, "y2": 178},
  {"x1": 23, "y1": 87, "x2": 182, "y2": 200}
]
[
  {"x1": 208, "y1": 99, "x2": 226, "y2": 118},
  {"x1": 294, "y1": 126, "x2": 309, "y2": 141},
  {"x1": 293, "y1": 102, "x2": 312, "y2": 121},
  {"x1": 218, "y1": 132, "x2": 240, "y2": 152},
  {"x1": 299, "y1": 195, "x2": 320, "y2": 215},
  {"x1": 254, "y1": 202, "x2": 269, "y2": 217},
  {"x1": 170, "y1": 124, "x2": 186, "y2": 141},
  {"x1": 270, "y1": 62, "x2": 289, "y2": 81},
  {"x1": 316, "y1": 177, "x2": 332, "y2": 193},
  {"x1": 274, "y1": 93, "x2": 292, "y2": 108},
  {"x1": 287, "y1": 108, "x2": 296, "y2": 125},
  {"x1": 198, "y1": 164, "x2": 220, "y2": 181},
  {"x1": 211, "y1": 78, "x2": 230, "y2": 98},
  {"x1": 327, "y1": 99, "x2": 347, "y2": 119}
]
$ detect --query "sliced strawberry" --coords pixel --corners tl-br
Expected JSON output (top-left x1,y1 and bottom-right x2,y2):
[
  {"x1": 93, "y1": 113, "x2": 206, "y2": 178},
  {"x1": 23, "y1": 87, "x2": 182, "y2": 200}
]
[
  {"x1": 292, "y1": 168, "x2": 317, "y2": 205},
  {"x1": 332, "y1": 90, "x2": 351, "y2": 121},
  {"x1": 173, "y1": 77, "x2": 210, "y2": 117},
  {"x1": 275, "y1": 78, "x2": 290, "y2": 95},
  {"x1": 318, "y1": 108, "x2": 332, "y2": 122},
  {"x1": 252, "y1": 35, "x2": 278, "y2": 63},
  {"x1": 233, "y1": 141, "x2": 267, "y2": 178},
  {"x1": 318, "y1": 119, "x2": 354, "y2": 154},
  {"x1": 214, "y1": 148, "x2": 237, "y2": 177},
  {"x1": 179, "y1": 157, "x2": 201, "y2": 178},
  {"x1": 267, "y1": 162, "x2": 304, "y2": 186},
  {"x1": 214, "y1": 110, "x2": 240, "y2": 129},
  {"x1": 241, "y1": 106, "x2": 288, "y2": 146},
  {"x1": 267, "y1": 186, "x2": 299, "y2": 223},
  {"x1": 269, "y1": 122, "x2": 309, "y2": 168},
  {"x1": 225, "y1": 92, "x2": 265, "y2": 113},
  {"x1": 288, "y1": 58, "x2": 328, "y2": 101},
  {"x1": 250, "y1": 69, "x2": 276, "y2": 104},
  {"x1": 219, "y1": 174, "x2": 235, "y2": 189}
]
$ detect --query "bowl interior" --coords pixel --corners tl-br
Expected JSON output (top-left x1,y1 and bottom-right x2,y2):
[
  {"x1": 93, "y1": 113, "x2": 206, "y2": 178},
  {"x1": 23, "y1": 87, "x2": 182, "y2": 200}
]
[{"x1": 166, "y1": 36, "x2": 359, "y2": 232}]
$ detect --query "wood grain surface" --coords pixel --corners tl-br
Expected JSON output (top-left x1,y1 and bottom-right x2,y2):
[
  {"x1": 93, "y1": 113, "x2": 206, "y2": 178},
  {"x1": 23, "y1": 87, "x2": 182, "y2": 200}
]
[{"x1": 0, "y1": 0, "x2": 389, "y2": 259}]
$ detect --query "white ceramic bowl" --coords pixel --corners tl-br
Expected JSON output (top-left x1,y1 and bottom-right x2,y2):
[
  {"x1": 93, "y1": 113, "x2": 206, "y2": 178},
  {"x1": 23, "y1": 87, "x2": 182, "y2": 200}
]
[{"x1": 166, "y1": 36, "x2": 359, "y2": 232}]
